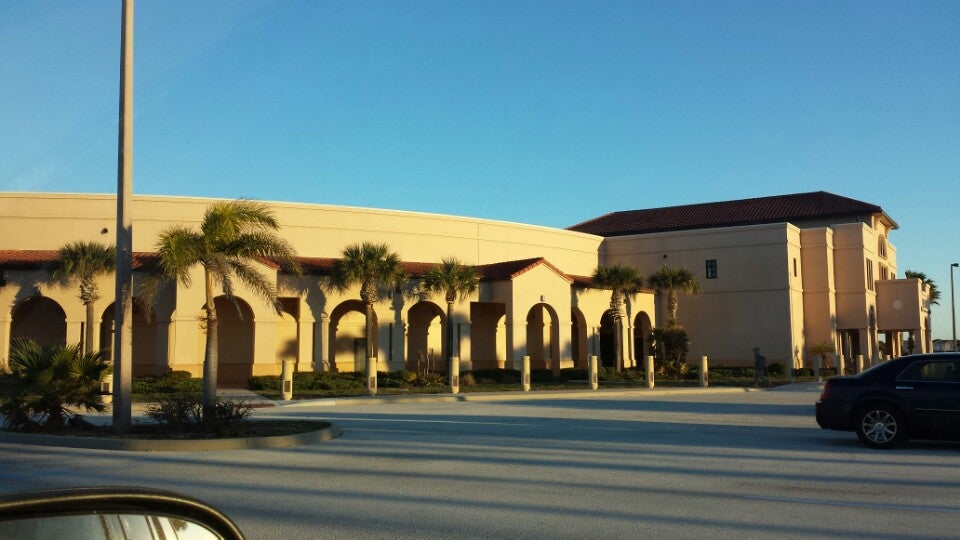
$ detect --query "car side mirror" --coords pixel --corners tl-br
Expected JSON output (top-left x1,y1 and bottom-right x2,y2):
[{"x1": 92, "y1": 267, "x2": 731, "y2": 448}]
[{"x1": 0, "y1": 487, "x2": 244, "y2": 540}]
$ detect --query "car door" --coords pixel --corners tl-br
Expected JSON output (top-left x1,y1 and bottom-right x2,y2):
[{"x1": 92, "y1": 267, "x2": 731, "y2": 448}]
[{"x1": 894, "y1": 359, "x2": 960, "y2": 439}]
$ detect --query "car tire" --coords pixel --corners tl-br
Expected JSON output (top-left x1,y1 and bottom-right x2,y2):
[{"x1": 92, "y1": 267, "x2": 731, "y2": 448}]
[{"x1": 855, "y1": 405, "x2": 906, "y2": 449}]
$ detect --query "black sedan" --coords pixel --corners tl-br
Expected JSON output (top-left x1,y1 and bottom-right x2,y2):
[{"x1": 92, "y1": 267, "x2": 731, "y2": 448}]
[{"x1": 816, "y1": 353, "x2": 960, "y2": 448}]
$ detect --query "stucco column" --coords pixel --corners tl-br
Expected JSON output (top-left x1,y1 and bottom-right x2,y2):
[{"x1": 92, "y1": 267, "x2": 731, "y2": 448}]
[
  {"x1": 507, "y1": 321, "x2": 527, "y2": 371},
  {"x1": 316, "y1": 314, "x2": 330, "y2": 372},
  {"x1": 171, "y1": 314, "x2": 201, "y2": 375},
  {"x1": 391, "y1": 319, "x2": 406, "y2": 372},
  {"x1": 66, "y1": 319, "x2": 83, "y2": 346},
  {"x1": 252, "y1": 318, "x2": 277, "y2": 377},
  {"x1": 297, "y1": 315, "x2": 314, "y2": 372},
  {"x1": 625, "y1": 320, "x2": 636, "y2": 369},
  {"x1": 0, "y1": 315, "x2": 10, "y2": 369},
  {"x1": 459, "y1": 322, "x2": 472, "y2": 372},
  {"x1": 154, "y1": 316, "x2": 173, "y2": 374}
]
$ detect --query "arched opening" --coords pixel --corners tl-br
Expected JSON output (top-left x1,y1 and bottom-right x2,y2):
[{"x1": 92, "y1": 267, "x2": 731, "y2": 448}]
[
  {"x1": 329, "y1": 300, "x2": 377, "y2": 373},
  {"x1": 469, "y1": 302, "x2": 506, "y2": 370},
  {"x1": 633, "y1": 311, "x2": 652, "y2": 367},
  {"x1": 406, "y1": 301, "x2": 444, "y2": 372},
  {"x1": 100, "y1": 299, "x2": 159, "y2": 377},
  {"x1": 526, "y1": 303, "x2": 560, "y2": 371},
  {"x1": 571, "y1": 308, "x2": 587, "y2": 368},
  {"x1": 210, "y1": 296, "x2": 254, "y2": 388},
  {"x1": 598, "y1": 310, "x2": 616, "y2": 368},
  {"x1": 10, "y1": 297, "x2": 67, "y2": 349}
]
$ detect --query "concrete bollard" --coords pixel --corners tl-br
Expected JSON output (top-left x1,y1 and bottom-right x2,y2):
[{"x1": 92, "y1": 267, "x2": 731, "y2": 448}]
[
  {"x1": 645, "y1": 355, "x2": 655, "y2": 389},
  {"x1": 837, "y1": 354, "x2": 845, "y2": 377},
  {"x1": 814, "y1": 356, "x2": 822, "y2": 382},
  {"x1": 589, "y1": 355, "x2": 599, "y2": 390},
  {"x1": 100, "y1": 371, "x2": 113, "y2": 405},
  {"x1": 366, "y1": 356, "x2": 378, "y2": 396},
  {"x1": 281, "y1": 359, "x2": 295, "y2": 401},
  {"x1": 522, "y1": 355, "x2": 531, "y2": 392},
  {"x1": 699, "y1": 356, "x2": 709, "y2": 387},
  {"x1": 450, "y1": 356, "x2": 460, "y2": 394}
]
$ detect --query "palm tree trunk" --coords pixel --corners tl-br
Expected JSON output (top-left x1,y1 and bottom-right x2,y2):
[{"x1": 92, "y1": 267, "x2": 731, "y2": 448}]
[
  {"x1": 667, "y1": 290, "x2": 679, "y2": 326},
  {"x1": 202, "y1": 269, "x2": 219, "y2": 421},
  {"x1": 364, "y1": 302, "x2": 376, "y2": 360},
  {"x1": 446, "y1": 301, "x2": 455, "y2": 373},
  {"x1": 84, "y1": 301, "x2": 96, "y2": 355}
]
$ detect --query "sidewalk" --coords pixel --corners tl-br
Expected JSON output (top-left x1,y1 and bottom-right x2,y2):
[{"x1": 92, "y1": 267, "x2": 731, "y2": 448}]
[{"x1": 272, "y1": 381, "x2": 825, "y2": 408}]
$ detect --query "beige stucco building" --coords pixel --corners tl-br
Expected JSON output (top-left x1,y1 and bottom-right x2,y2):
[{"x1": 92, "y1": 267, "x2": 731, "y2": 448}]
[{"x1": 0, "y1": 191, "x2": 929, "y2": 386}]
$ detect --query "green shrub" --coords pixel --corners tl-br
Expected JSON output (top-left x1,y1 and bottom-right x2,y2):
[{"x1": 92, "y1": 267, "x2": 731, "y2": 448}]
[
  {"x1": 766, "y1": 362, "x2": 785, "y2": 376},
  {"x1": 560, "y1": 368, "x2": 589, "y2": 380},
  {"x1": 133, "y1": 371, "x2": 203, "y2": 395},
  {"x1": 465, "y1": 369, "x2": 520, "y2": 384},
  {"x1": 651, "y1": 326, "x2": 690, "y2": 380},
  {"x1": 247, "y1": 375, "x2": 281, "y2": 391},
  {"x1": 531, "y1": 369, "x2": 564, "y2": 383}
]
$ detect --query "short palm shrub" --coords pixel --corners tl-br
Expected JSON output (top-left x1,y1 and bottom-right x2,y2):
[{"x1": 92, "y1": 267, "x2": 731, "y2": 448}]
[
  {"x1": 145, "y1": 392, "x2": 252, "y2": 437},
  {"x1": 0, "y1": 339, "x2": 111, "y2": 432}
]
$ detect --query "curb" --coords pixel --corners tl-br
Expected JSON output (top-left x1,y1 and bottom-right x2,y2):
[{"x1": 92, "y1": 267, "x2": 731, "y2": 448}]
[
  {"x1": 275, "y1": 384, "x2": 772, "y2": 408},
  {"x1": 0, "y1": 423, "x2": 342, "y2": 452}
]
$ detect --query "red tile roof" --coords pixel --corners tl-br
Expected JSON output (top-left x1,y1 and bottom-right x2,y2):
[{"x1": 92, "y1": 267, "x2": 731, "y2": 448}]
[
  {"x1": 0, "y1": 250, "x2": 157, "y2": 270},
  {"x1": 477, "y1": 257, "x2": 573, "y2": 283},
  {"x1": 1, "y1": 253, "x2": 575, "y2": 284},
  {"x1": 568, "y1": 191, "x2": 887, "y2": 237}
]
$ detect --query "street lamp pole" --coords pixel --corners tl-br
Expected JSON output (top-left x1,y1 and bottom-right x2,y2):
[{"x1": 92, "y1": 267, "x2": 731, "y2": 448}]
[{"x1": 951, "y1": 263, "x2": 958, "y2": 353}]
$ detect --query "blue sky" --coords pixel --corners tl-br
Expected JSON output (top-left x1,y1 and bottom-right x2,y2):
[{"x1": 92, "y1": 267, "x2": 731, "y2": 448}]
[{"x1": 2, "y1": 1, "x2": 959, "y2": 338}]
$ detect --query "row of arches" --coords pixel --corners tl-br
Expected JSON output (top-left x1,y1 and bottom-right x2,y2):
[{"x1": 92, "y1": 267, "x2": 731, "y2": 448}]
[{"x1": 8, "y1": 295, "x2": 653, "y2": 387}]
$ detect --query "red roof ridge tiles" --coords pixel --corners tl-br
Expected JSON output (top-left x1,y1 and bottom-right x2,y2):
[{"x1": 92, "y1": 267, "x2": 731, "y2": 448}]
[{"x1": 568, "y1": 191, "x2": 889, "y2": 237}]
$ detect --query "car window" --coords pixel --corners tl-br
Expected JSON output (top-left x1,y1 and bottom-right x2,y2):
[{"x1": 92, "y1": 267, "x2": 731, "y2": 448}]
[{"x1": 897, "y1": 361, "x2": 959, "y2": 383}]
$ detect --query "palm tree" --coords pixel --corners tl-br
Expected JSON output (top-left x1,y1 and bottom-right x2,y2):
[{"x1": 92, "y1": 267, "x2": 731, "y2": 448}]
[
  {"x1": 423, "y1": 258, "x2": 479, "y2": 372},
  {"x1": 49, "y1": 241, "x2": 116, "y2": 354},
  {"x1": 809, "y1": 340, "x2": 836, "y2": 370},
  {"x1": 647, "y1": 266, "x2": 700, "y2": 327},
  {"x1": 591, "y1": 264, "x2": 645, "y2": 371},
  {"x1": 0, "y1": 339, "x2": 111, "y2": 431},
  {"x1": 331, "y1": 242, "x2": 403, "y2": 379},
  {"x1": 152, "y1": 200, "x2": 299, "y2": 420},
  {"x1": 904, "y1": 270, "x2": 940, "y2": 305}
]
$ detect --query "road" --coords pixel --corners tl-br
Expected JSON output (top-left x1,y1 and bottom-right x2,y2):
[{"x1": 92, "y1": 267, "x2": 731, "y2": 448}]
[{"x1": 1, "y1": 384, "x2": 958, "y2": 539}]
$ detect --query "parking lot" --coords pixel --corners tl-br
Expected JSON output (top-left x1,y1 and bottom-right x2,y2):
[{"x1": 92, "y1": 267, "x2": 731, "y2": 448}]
[{"x1": 1, "y1": 384, "x2": 958, "y2": 539}]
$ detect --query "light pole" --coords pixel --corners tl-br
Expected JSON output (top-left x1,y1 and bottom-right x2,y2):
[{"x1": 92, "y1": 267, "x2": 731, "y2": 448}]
[{"x1": 951, "y1": 263, "x2": 958, "y2": 353}]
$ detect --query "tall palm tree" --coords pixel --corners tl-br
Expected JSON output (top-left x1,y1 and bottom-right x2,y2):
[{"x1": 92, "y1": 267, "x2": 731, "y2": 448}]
[
  {"x1": 423, "y1": 258, "x2": 479, "y2": 371},
  {"x1": 331, "y1": 242, "x2": 403, "y2": 372},
  {"x1": 152, "y1": 200, "x2": 299, "y2": 420},
  {"x1": 647, "y1": 266, "x2": 700, "y2": 327},
  {"x1": 50, "y1": 241, "x2": 116, "y2": 354},
  {"x1": 904, "y1": 270, "x2": 940, "y2": 305},
  {"x1": 591, "y1": 264, "x2": 645, "y2": 371}
]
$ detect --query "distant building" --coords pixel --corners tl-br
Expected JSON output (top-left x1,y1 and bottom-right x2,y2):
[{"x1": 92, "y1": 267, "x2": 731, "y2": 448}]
[{"x1": 0, "y1": 191, "x2": 929, "y2": 386}]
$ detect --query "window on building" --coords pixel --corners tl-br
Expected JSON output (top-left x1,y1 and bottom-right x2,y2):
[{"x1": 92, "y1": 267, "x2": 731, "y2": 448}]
[
  {"x1": 706, "y1": 259, "x2": 717, "y2": 279},
  {"x1": 793, "y1": 258, "x2": 798, "y2": 278},
  {"x1": 880, "y1": 265, "x2": 889, "y2": 280},
  {"x1": 866, "y1": 260, "x2": 874, "y2": 291},
  {"x1": 878, "y1": 236, "x2": 888, "y2": 259}
]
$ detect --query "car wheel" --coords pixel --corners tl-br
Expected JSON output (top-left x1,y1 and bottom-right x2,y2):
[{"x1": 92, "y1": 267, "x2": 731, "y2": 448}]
[{"x1": 855, "y1": 405, "x2": 906, "y2": 449}]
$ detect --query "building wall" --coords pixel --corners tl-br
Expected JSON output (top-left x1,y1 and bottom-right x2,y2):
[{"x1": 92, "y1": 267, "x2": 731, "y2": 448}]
[
  {"x1": 0, "y1": 193, "x2": 621, "y2": 379},
  {"x1": 0, "y1": 192, "x2": 924, "y2": 377},
  {"x1": 602, "y1": 223, "x2": 802, "y2": 366}
]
